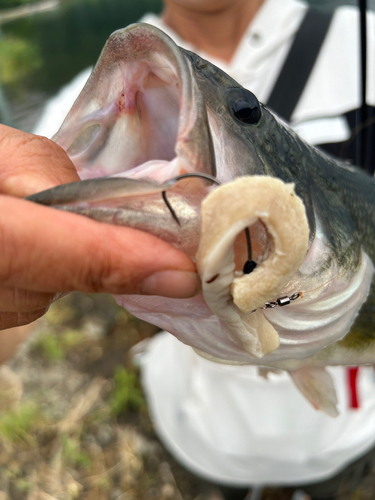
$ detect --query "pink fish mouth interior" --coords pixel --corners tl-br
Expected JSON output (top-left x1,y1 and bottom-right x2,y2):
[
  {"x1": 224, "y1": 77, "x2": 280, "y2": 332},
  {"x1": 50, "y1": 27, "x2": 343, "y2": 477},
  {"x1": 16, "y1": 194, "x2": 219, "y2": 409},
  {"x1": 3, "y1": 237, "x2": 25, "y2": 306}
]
[
  {"x1": 54, "y1": 26, "x2": 198, "y2": 183},
  {"x1": 65, "y1": 57, "x2": 182, "y2": 181}
]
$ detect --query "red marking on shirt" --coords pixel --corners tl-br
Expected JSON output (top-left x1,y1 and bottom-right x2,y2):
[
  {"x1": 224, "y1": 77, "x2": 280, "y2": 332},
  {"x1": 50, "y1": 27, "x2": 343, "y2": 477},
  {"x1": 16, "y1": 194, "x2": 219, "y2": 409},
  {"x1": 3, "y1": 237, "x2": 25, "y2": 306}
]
[{"x1": 347, "y1": 367, "x2": 360, "y2": 409}]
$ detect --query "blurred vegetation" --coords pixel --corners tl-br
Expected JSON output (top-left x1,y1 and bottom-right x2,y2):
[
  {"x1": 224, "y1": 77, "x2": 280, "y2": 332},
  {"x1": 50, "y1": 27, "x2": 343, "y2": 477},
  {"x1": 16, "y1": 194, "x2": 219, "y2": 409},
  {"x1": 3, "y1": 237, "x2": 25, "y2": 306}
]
[
  {"x1": 32, "y1": 327, "x2": 86, "y2": 361},
  {"x1": 0, "y1": 403, "x2": 41, "y2": 443},
  {"x1": 0, "y1": 294, "x2": 202, "y2": 500},
  {"x1": 109, "y1": 366, "x2": 145, "y2": 416},
  {"x1": 0, "y1": 35, "x2": 42, "y2": 85},
  {"x1": 61, "y1": 433, "x2": 92, "y2": 469},
  {"x1": 2, "y1": 0, "x2": 163, "y2": 92},
  {"x1": 1, "y1": 0, "x2": 163, "y2": 130},
  {"x1": 0, "y1": 0, "x2": 40, "y2": 9}
]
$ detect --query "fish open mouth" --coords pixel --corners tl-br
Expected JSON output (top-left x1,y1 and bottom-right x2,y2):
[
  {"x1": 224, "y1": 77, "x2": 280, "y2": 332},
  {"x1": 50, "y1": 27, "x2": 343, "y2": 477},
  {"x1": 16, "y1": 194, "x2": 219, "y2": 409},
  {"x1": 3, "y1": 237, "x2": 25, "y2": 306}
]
[
  {"x1": 54, "y1": 23, "x2": 215, "y2": 183},
  {"x1": 51, "y1": 23, "x2": 269, "y2": 269}
]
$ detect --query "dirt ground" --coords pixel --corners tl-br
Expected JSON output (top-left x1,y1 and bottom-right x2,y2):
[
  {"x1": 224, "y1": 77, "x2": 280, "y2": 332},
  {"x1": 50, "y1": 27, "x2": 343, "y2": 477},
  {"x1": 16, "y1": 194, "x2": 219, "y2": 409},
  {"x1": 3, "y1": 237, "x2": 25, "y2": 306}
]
[{"x1": 0, "y1": 292, "x2": 375, "y2": 500}]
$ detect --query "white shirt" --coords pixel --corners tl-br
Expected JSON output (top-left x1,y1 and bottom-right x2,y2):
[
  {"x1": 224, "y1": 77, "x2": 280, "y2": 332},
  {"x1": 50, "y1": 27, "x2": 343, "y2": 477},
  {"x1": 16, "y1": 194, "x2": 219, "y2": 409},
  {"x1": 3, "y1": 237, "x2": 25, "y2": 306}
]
[
  {"x1": 35, "y1": 0, "x2": 375, "y2": 145},
  {"x1": 140, "y1": 333, "x2": 375, "y2": 486},
  {"x1": 33, "y1": 0, "x2": 375, "y2": 486}
]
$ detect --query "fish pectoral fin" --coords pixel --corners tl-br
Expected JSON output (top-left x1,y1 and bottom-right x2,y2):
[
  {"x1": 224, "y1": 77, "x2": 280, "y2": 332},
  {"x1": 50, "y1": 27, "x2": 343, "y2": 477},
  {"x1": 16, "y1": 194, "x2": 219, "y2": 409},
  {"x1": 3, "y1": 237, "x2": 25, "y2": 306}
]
[{"x1": 289, "y1": 367, "x2": 339, "y2": 418}]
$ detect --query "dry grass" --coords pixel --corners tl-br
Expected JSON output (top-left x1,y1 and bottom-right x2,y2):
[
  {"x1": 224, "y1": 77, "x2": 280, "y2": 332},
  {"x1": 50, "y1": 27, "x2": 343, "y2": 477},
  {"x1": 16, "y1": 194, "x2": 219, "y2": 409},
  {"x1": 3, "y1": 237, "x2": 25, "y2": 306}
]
[{"x1": 0, "y1": 292, "x2": 374, "y2": 500}]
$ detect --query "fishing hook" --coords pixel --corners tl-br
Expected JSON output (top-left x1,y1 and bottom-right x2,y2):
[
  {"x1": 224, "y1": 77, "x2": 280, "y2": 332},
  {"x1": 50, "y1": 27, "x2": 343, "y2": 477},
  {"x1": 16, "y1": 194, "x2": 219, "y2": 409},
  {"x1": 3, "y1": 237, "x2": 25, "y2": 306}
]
[
  {"x1": 243, "y1": 228, "x2": 257, "y2": 275},
  {"x1": 162, "y1": 172, "x2": 221, "y2": 225},
  {"x1": 161, "y1": 173, "x2": 257, "y2": 275}
]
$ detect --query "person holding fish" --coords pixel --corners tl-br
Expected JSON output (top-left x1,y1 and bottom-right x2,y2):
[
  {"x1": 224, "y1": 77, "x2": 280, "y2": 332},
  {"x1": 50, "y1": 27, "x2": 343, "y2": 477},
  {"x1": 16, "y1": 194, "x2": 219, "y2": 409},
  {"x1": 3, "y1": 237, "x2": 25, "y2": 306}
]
[
  {"x1": 0, "y1": 125, "x2": 200, "y2": 362},
  {"x1": 2, "y1": 0, "x2": 375, "y2": 500}
]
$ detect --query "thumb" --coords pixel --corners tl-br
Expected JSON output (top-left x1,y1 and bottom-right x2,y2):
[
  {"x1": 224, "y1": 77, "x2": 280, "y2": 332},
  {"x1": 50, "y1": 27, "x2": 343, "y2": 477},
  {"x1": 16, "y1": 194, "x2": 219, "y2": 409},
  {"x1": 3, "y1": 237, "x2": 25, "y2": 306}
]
[{"x1": 0, "y1": 196, "x2": 199, "y2": 298}]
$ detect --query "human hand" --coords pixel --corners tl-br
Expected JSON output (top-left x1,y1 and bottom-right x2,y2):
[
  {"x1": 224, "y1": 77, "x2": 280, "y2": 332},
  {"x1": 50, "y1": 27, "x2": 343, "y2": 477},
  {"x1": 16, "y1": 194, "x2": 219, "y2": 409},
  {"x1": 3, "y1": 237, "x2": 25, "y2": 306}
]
[{"x1": 0, "y1": 125, "x2": 199, "y2": 335}]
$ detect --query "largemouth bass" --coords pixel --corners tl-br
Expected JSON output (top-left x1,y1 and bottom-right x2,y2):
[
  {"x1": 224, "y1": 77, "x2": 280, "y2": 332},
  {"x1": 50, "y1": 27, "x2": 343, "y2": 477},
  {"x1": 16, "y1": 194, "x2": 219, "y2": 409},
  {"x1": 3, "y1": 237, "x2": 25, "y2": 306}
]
[{"x1": 28, "y1": 24, "x2": 375, "y2": 415}]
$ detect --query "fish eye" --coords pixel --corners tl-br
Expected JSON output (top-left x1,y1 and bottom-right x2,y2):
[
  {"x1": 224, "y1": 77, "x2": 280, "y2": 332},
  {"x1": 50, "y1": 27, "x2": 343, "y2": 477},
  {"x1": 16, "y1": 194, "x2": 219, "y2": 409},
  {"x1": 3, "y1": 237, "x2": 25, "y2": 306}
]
[{"x1": 228, "y1": 88, "x2": 261, "y2": 125}]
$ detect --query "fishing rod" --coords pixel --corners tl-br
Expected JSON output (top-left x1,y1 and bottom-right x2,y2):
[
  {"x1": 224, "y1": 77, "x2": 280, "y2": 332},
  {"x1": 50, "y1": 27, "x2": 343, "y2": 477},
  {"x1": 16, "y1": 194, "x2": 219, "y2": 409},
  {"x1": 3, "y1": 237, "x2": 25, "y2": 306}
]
[{"x1": 357, "y1": 0, "x2": 374, "y2": 175}]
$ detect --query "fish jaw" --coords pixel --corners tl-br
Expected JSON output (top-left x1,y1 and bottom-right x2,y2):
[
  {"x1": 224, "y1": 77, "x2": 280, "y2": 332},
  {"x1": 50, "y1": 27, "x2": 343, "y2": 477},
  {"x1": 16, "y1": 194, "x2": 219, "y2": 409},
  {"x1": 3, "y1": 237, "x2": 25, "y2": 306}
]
[
  {"x1": 26, "y1": 176, "x2": 205, "y2": 259},
  {"x1": 52, "y1": 23, "x2": 215, "y2": 183}
]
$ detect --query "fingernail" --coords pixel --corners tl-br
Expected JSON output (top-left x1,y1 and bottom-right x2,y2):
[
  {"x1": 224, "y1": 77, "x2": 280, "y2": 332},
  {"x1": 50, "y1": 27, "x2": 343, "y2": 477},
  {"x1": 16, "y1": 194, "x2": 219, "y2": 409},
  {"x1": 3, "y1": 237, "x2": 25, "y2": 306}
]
[{"x1": 140, "y1": 271, "x2": 201, "y2": 298}]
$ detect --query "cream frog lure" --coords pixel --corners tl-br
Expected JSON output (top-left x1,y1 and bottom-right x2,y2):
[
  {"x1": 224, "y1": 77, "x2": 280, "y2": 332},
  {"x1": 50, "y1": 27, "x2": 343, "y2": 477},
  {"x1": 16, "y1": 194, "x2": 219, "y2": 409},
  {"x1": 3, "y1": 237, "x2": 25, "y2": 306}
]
[{"x1": 197, "y1": 176, "x2": 309, "y2": 359}]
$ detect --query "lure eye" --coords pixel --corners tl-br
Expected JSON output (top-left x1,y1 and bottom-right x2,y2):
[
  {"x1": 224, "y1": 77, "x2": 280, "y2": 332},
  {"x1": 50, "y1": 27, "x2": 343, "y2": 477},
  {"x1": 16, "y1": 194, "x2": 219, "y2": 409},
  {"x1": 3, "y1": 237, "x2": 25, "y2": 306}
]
[{"x1": 228, "y1": 88, "x2": 261, "y2": 125}]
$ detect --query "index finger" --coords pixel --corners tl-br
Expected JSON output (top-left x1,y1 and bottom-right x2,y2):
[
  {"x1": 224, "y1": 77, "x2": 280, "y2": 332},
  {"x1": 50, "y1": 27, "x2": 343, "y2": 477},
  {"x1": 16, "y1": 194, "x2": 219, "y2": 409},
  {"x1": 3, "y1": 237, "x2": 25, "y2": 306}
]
[{"x1": 0, "y1": 125, "x2": 80, "y2": 197}]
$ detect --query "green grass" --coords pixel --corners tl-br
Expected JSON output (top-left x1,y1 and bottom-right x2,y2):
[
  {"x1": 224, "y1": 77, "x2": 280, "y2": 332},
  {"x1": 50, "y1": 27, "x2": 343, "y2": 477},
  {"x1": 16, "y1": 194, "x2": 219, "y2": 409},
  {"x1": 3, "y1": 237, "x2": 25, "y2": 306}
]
[
  {"x1": 109, "y1": 366, "x2": 145, "y2": 416},
  {"x1": 32, "y1": 328, "x2": 86, "y2": 361},
  {"x1": 14, "y1": 479, "x2": 32, "y2": 493},
  {"x1": 0, "y1": 403, "x2": 40, "y2": 443},
  {"x1": 33, "y1": 333, "x2": 65, "y2": 361},
  {"x1": 61, "y1": 434, "x2": 92, "y2": 469}
]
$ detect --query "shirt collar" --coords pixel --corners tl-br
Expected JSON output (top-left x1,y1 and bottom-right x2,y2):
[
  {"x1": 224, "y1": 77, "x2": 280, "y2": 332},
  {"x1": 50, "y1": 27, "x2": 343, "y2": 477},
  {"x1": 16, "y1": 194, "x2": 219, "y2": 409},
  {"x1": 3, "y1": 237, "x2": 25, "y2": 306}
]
[
  {"x1": 249, "y1": 0, "x2": 308, "y2": 43},
  {"x1": 141, "y1": 0, "x2": 308, "y2": 75},
  {"x1": 230, "y1": 0, "x2": 308, "y2": 73}
]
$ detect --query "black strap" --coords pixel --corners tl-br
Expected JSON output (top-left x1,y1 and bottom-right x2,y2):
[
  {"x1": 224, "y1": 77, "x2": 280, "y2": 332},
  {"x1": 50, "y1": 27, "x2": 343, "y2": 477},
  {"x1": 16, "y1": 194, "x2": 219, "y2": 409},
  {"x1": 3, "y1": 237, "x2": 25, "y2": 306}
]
[{"x1": 267, "y1": 8, "x2": 334, "y2": 122}]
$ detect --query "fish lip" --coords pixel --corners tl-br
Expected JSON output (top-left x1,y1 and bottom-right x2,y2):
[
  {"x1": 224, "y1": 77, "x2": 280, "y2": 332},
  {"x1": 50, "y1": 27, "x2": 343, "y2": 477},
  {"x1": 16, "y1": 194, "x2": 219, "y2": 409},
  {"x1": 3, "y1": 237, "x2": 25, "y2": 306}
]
[{"x1": 53, "y1": 23, "x2": 215, "y2": 183}]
